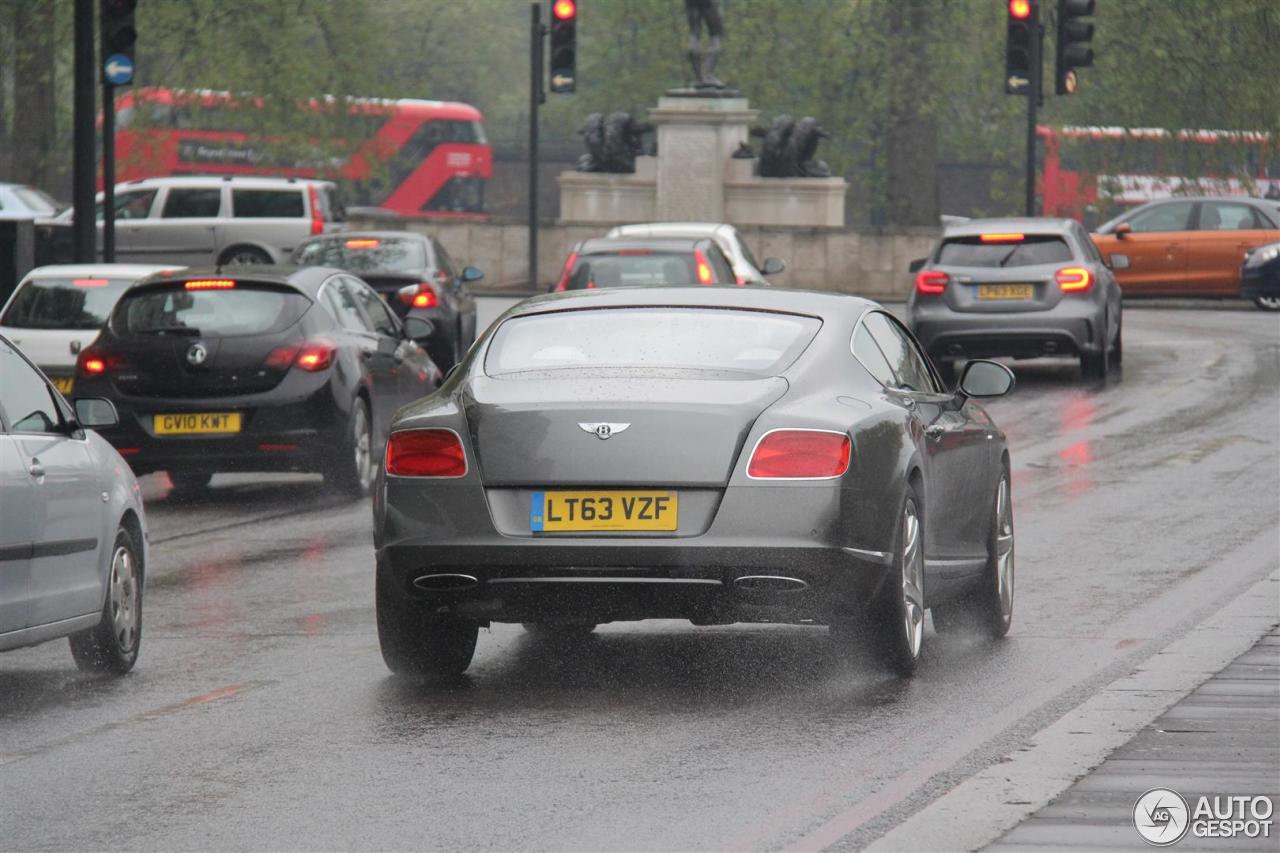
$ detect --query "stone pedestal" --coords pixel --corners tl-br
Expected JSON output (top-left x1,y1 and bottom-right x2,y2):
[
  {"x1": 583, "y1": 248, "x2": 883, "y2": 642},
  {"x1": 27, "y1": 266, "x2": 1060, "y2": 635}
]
[{"x1": 558, "y1": 95, "x2": 847, "y2": 228}]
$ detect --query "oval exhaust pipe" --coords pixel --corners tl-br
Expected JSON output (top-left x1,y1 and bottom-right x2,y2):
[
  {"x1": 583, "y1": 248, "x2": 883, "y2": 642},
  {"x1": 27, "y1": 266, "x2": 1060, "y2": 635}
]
[
  {"x1": 413, "y1": 573, "x2": 479, "y2": 592},
  {"x1": 734, "y1": 575, "x2": 808, "y2": 593}
]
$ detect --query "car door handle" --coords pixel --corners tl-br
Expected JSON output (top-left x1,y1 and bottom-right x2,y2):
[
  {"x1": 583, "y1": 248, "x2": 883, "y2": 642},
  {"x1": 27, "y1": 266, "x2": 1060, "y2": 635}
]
[
  {"x1": 28, "y1": 459, "x2": 45, "y2": 478},
  {"x1": 924, "y1": 424, "x2": 946, "y2": 439}
]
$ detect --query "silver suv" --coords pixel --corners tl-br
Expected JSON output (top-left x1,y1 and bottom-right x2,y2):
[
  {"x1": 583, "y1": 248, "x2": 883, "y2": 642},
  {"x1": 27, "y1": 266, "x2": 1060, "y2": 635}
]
[{"x1": 61, "y1": 175, "x2": 345, "y2": 266}]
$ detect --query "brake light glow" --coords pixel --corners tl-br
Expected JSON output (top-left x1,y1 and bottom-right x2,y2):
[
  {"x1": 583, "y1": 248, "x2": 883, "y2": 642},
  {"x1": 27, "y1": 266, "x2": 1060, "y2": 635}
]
[
  {"x1": 398, "y1": 282, "x2": 439, "y2": 309},
  {"x1": 184, "y1": 279, "x2": 236, "y2": 290},
  {"x1": 82, "y1": 358, "x2": 106, "y2": 374},
  {"x1": 615, "y1": 249, "x2": 653, "y2": 256},
  {"x1": 386, "y1": 429, "x2": 467, "y2": 477},
  {"x1": 76, "y1": 349, "x2": 127, "y2": 377},
  {"x1": 748, "y1": 429, "x2": 851, "y2": 479},
  {"x1": 73, "y1": 278, "x2": 110, "y2": 287},
  {"x1": 694, "y1": 248, "x2": 715, "y2": 285},
  {"x1": 554, "y1": 251, "x2": 578, "y2": 292},
  {"x1": 296, "y1": 342, "x2": 336, "y2": 371},
  {"x1": 979, "y1": 233, "x2": 1025, "y2": 243},
  {"x1": 914, "y1": 270, "x2": 949, "y2": 295},
  {"x1": 345, "y1": 238, "x2": 380, "y2": 249},
  {"x1": 308, "y1": 185, "x2": 324, "y2": 235},
  {"x1": 1056, "y1": 266, "x2": 1093, "y2": 292},
  {"x1": 736, "y1": 275, "x2": 746, "y2": 286}
]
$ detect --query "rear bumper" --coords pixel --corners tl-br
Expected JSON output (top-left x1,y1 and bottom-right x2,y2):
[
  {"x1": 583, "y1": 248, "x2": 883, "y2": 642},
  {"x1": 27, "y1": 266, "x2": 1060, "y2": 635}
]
[
  {"x1": 79, "y1": 376, "x2": 347, "y2": 475},
  {"x1": 376, "y1": 479, "x2": 901, "y2": 626},
  {"x1": 910, "y1": 298, "x2": 1104, "y2": 361}
]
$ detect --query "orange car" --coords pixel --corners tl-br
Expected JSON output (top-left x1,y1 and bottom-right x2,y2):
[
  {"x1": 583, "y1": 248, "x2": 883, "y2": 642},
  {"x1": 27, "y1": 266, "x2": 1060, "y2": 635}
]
[{"x1": 1091, "y1": 197, "x2": 1280, "y2": 296}]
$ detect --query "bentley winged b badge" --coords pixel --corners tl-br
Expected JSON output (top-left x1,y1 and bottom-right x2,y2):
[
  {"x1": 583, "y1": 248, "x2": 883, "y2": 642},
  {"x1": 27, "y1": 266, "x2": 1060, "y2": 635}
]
[{"x1": 578, "y1": 422, "x2": 630, "y2": 441}]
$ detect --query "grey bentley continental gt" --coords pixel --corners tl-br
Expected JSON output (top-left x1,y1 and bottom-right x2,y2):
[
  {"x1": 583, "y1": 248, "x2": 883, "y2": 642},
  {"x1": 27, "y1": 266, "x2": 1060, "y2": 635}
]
[{"x1": 372, "y1": 287, "x2": 1017, "y2": 678}]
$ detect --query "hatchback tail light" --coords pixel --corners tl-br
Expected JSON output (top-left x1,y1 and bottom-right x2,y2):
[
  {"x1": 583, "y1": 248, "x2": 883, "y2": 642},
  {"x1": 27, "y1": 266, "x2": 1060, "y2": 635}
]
[
  {"x1": 398, "y1": 281, "x2": 440, "y2": 309},
  {"x1": 694, "y1": 248, "x2": 715, "y2": 285},
  {"x1": 1056, "y1": 267, "x2": 1093, "y2": 292},
  {"x1": 914, "y1": 270, "x2": 949, "y2": 295},
  {"x1": 308, "y1": 185, "x2": 325, "y2": 235},
  {"x1": 386, "y1": 429, "x2": 467, "y2": 477},
  {"x1": 747, "y1": 429, "x2": 851, "y2": 479},
  {"x1": 554, "y1": 251, "x2": 578, "y2": 292},
  {"x1": 76, "y1": 348, "x2": 127, "y2": 378},
  {"x1": 263, "y1": 340, "x2": 335, "y2": 372}
]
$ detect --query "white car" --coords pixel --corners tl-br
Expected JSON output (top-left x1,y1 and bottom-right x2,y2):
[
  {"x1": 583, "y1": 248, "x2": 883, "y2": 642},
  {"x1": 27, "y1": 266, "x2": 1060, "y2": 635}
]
[
  {"x1": 0, "y1": 264, "x2": 179, "y2": 396},
  {"x1": 53, "y1": 175, "x2": 346, "y2": 267},
  {"x1": 605, "y1": 221, "x2": 785, "y2": 285},
  {"x1": 0, "y1": 334, "x2": 147, "y2": 673}
]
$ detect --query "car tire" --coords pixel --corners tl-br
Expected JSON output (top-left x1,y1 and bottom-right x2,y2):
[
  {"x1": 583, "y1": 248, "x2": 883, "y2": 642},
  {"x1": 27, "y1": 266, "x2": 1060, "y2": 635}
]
[
  {"x1": 326, "y1": 397, "x2": 376, "y2": 498},
  {"x1": 1080, "y1": 349, "x2": 1107, "y2": 380},
  {"x1": 218, "y1": 245, "x2": 272, "y2": 266},
  {"x1": 522, "y1": 622, "x2": 597, "y2": 641},
  {"x1": 376, "y1": 566, "x2": 478, "y2": 678},
  {"x1": 169, "y1": 469, "x2": 213, "y2": 493},
  {"x1": 1254, "y1": 295, "x2": 1280, "y2": 311},
  {"x1": 69, "y1": 526, "x2": 142, "y2": 675},
  {"x1": 870, "y1": 484, "x2": 926, "y2": 677},
  {"x1": 1108, "y1": 317, "x2": 1123, "y2": 368},
  {"x1": 931, "y1": 472, "x2": 1014, "y2": 639}
]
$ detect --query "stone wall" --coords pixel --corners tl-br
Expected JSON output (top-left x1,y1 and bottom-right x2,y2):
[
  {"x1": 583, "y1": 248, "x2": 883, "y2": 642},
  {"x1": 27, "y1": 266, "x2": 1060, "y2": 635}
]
[{"x1": 349, "y1": 216, "x2": 939, "y2": 301}]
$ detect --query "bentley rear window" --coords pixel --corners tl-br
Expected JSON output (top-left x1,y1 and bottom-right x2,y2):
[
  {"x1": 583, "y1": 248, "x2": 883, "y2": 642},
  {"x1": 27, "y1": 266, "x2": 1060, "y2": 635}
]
[{"x1": 485, "y1": 307, "x2": 821, "y2": 378}]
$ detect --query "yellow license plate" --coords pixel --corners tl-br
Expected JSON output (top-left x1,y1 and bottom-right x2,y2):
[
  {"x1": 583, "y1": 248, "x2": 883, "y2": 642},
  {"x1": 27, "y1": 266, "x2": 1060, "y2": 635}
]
[
  {"x1": 531, "y1": 490, "x2": 678, "y2": 532},
  {"x1": 51, "y1": 376, "x2": 74, "y2": 394},
  {"x1": 153, "y1": 412, "x2": 242, "y2": 435},
  {"x1": 977, "y1": 284, "x2": 1034, "y2": 300}
]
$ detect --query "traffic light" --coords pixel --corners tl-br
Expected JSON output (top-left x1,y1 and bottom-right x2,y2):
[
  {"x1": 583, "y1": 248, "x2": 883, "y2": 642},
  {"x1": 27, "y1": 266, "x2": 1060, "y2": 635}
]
[
  {"x1": 1005, "y1": 0, "x2": 1037, "y2": 95},
  {"x1": 1055, "y1": 0, "x2": 1095, "y2": 95},
  {"x1": 549, "y1": 0, "x2": 576, "y2": 94},
  {"x1": 101, "y1": 0, "x2": 137, "y2": 87}
]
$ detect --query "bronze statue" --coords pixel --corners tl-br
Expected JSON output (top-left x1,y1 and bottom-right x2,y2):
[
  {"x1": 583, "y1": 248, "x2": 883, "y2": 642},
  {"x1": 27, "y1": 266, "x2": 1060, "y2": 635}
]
[
  {"x1": 685, "y1": 0, "x2": 726, "y2": 90},
  {"x1": 752, "y1": 115, "x2": 832, "y2": 178},
  {"x1": 576, "y1": 112, "x2": 654, "y2": 174}
]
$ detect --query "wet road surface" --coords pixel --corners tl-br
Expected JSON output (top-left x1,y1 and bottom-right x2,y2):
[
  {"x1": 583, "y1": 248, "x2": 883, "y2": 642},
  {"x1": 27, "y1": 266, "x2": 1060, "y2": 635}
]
[{"x1": 1, "y1": 306, "x2": 1277, "y2": 851}]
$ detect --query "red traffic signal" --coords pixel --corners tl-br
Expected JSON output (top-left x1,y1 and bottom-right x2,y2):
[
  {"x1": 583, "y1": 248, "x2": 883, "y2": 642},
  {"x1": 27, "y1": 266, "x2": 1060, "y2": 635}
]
[
  {"x1": 1009, "y1": 0, "x2": 1032, "y2": 18},
  {"x1": 553, "y1": 0, "x2": 576, "y2": 20}
]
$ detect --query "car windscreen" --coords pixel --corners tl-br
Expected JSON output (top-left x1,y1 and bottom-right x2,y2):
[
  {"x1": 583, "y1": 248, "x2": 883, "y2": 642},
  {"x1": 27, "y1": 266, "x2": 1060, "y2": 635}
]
[
  {"x1": 568, "y1": 252, "x2": 699, "y2": 288},
  {"x1": 113, "y1": 283, "x2": 310, "y2": 338},
  {"x1": 485, "y1": 307, "x2": 821, "y2": 378},
  {"x1": 294, "y1": 237, "x2": 426, "y2": 274},
  {"x1": 1, "y1": 276, "x2": 138, "y2": 330},
  {"x1": 937, "y1": 235, "x2": 1074, "y2": 267}
]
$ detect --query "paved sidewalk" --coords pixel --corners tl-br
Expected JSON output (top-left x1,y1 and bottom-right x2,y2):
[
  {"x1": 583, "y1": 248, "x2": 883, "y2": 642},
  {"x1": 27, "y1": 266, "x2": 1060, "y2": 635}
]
[{"x1": 988, "y1": 627, "x2": 1280, "y2": 851}]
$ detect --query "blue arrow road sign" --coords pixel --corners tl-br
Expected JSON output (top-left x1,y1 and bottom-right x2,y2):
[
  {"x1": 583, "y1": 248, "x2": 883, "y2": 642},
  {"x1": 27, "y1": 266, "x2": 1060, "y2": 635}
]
[{"x1": 104, "y1": 54, "x2": 134, "y2": 86}]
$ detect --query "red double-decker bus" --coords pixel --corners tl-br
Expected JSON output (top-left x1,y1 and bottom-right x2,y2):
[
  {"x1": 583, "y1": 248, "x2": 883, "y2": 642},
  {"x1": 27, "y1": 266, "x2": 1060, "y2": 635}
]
[
  {"x1": 1039, "y1": 125, "x2": 1280, "y2": 226},
  {"x1": 104, "y1": 87, "x2": 492, "y2": 220}
]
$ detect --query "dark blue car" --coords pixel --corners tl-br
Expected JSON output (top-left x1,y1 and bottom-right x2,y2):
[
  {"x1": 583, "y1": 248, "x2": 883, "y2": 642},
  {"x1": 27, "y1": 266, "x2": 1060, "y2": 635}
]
[{"x1": 1241, "y1": 241, "x2": 1280, "y2": 311}]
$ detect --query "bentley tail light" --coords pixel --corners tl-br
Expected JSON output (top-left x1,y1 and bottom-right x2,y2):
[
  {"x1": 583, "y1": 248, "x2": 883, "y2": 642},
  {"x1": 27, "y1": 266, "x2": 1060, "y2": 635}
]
[
  {"x1": 386, "y1": 429, "x2": 467, "y2": 477},
  {"x1": 914, "y1": 270, "x2": 949, "y2": 295},
  {"x1": 1056, "y1": 266, "x2": 1093, "y2": 292},
  {"x1": 747, "y1": 429, "x2": 851, "y2": 479}
]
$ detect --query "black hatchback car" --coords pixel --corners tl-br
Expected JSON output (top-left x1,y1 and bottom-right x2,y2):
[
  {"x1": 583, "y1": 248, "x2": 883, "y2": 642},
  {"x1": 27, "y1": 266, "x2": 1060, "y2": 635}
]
[
  {"x1": 292, "y1": 230, "x2": 482, "y2": 371},
  {"x1": 72, "y1": 266, "x2": 441, "y2": 495},
  {"x1": 552, "y1": 237, "x2": 738, "y2": 291}
]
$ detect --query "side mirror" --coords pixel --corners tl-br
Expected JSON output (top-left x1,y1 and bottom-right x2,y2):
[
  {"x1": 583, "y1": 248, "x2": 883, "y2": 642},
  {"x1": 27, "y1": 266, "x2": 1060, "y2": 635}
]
[
  {"x1": 958, "y1": 360, "x2": 1015, "y2": 399},
  {"x1": 761, "y1": 257, "x2": 786, "y2": 276},
  {"x1": 74, "y1": 397, "x2": 119, "y2": 428},
  {"x1": 908, "y1": 257, "x2": 926, "y2": 273},
  {"x1": 461, "y1": 266, "x2": 484, "y2": 283},
  {"x1": 1109, "y1": 253, "x2": 1130, "y2": 271},
  {"x1": 1114, "y1": 222, "x2": 1132, "y2": 239},
  {"x1": 404, "y1": 316, "x2": 435, "y2": 342}
]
